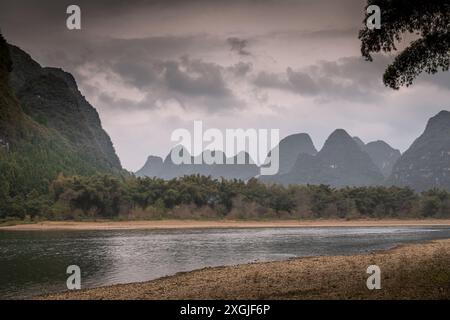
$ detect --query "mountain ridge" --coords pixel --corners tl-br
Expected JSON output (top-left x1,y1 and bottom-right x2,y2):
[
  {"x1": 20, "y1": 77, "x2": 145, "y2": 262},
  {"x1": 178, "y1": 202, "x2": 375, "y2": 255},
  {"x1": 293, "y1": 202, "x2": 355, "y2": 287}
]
[
  {"x1": 137, "y1": 147, "x2": 259, "y2": 180},
  {"x1": 277, "y1": 129, "x2": 384, "y2": 187},
  {"x1": 353, "y1": 137, "x2": 401, "y2": 178},
  {"x1": 387, "y1": 110, "x2": 450, "y2": 191}
]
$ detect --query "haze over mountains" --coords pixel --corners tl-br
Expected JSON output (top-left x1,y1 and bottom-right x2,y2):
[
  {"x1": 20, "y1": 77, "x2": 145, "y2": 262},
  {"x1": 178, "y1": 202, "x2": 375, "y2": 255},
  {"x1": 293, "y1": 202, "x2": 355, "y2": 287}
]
[
  {"x1": 270, "y1": 129, "x2": 385, "y2": 187},
  {"x1": 137, "y1": 129, "x2": 396, "y2": 187},
  {"x1": 137, "y1": 111, "x2": 450, "y2": 192},
  {"x1": 263, "y1": 133, "x2": 317, "y2": 176},
  {"x1": 136, "y1": 146, "x2": 259, "y2": 181}
]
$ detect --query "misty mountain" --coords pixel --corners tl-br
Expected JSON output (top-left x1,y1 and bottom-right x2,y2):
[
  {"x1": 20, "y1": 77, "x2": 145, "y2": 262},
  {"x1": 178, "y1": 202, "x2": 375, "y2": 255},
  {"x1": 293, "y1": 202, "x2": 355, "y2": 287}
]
[
  {"x1": 262, "y1": 133, "x2": 317, "y2": 176},
  {"x1": 364, "y1": 141, "x2": 401, "y2": 178},
  {"x1": 260, "y1": 133, "x2": 317, "y2": 183},
  {"x1": 387, "y1": 110, "x2": 450, "y2": 192},
  {"x1": 277, "y1": 129, "x2": 384, "y2": 187},
  {"x1": 135, "y1": 155, "x2": 165, "y2": 178},
  {"x1": 136, "y1": 146, "x2": 259, "y2": 180},
  {"x1": 353, "y1": 136, "x2": 366, "y2": 149},
  {"x1": 353, "y1": 137, "x2": 401, "y2": 178}
]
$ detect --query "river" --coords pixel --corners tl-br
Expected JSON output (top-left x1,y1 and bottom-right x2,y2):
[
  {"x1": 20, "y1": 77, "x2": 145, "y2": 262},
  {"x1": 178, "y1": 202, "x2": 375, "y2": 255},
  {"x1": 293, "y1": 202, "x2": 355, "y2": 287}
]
[{"x1": 1, "y1": 226, "x2": 449, "y2": 299}]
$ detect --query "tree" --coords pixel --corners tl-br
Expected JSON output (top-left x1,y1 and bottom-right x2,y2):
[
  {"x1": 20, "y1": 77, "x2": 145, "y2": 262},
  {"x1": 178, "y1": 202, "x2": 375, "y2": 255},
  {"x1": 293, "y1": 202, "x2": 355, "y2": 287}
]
[{"x1": 359, "y1": 0, "x2": 450, "y2": 89}]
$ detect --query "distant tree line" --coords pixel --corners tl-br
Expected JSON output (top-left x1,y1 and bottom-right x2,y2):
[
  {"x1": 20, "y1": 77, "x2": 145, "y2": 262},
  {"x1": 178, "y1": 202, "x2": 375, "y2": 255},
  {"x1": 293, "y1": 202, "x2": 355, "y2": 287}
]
[{"x1": 1, "y1": 174, "x2": 449, "y2": 222}]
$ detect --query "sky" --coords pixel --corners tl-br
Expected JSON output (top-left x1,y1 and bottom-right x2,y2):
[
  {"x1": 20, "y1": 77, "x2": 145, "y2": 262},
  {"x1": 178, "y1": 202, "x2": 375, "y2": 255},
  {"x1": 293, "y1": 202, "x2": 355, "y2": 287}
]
[{"x1": 1, "y1": 0, "x2": 450, "y2": 171}]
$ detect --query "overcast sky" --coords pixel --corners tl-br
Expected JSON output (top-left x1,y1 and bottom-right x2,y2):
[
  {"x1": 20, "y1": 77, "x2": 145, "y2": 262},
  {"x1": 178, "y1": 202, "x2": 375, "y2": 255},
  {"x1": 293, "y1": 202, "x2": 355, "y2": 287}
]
[{"x1": 1, "y1": 0, "x2": 449, "y2": 171}]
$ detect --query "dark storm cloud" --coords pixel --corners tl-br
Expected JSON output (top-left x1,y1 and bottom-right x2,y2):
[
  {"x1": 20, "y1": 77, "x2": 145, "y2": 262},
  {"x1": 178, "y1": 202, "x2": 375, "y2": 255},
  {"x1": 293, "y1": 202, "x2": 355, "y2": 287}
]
[
  {"x1": 286, "y1": 68, "x2": 321, "y2": 96},
  {"x1": 82, "y1": 54, "x2": 245, "y2": 112},
  {"x1": 96, "y1": 92, "x2": 150, "y2": 111},
  {"x1": 227, "y1": 37, "x2": 251, "y2": 56},
  {"x1": 253, "y1": 69, "x2": 322, "y2": 97},
  {"x1": 163, "y1": 57, "x2": 232, "y2": 97},
  {"x1": 5, "y1": 30, "x2": 241, "y2": 111},
  {"x1": 253, "y1": 55, "x2": 394, "y2": 100},
  {"x1": 112, "y1": 61, "x2": 160, "y2": 89},
  {"x1": 228, "y1": 62, "x2": 253, "y2": 77},
  {"x1": 0, "y1": 0, "x2": 366, "y2": 17},
  {"x1": 158, "y1": 57, "x2": 245, "y2": 111},
  {"x1": 0, "y1": 0, "x2": 368, "y2": 110},
  {"x1": 254, "y1": 72, "x2": 291, "y2": 91},
  {"x1": 260, "y1": 28, "x2": 359, "y2": 41},
  {"x1": 40, "y1": 35, "x2": 221, "y2": 69}
]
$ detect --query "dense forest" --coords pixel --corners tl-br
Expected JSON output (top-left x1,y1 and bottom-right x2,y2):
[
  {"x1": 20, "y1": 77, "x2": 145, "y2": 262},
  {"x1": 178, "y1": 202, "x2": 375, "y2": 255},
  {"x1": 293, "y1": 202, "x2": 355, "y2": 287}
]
[{"x1": 1, "y1": 173, "x2": 449, "y2": 222}]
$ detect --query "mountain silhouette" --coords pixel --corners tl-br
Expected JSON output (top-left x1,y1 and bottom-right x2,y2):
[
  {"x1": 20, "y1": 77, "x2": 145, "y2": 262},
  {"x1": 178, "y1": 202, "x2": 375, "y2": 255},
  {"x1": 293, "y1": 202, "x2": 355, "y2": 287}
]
[
  {"x1": 137, "y1": 146, "x2": 258, "y2": 180},
  {"x1": 277, "y1": 129, "x2": 384, "y2": 187},
  {"x1": 388, "y1": 110, "x2": 450, "y2": 191},
  {"x1": 353, "y1": 137, "x2": 401, "y2": 178},
  {"x1": 261, "y1": 133, "x2": 317, "y2": 179}
]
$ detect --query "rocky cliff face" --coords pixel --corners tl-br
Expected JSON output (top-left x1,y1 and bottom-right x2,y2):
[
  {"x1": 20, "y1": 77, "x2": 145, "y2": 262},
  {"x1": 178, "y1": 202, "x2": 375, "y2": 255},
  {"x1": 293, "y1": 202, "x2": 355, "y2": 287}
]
[
  {"x1": 8, "y1": 45, "x2": 122, "y2": 172},
  {"x1": 0, "y1": 36, "x2": 123, "y2": 201},
  {"x1": 388, "y1": 110, "x2": 450, "y2": 191}
]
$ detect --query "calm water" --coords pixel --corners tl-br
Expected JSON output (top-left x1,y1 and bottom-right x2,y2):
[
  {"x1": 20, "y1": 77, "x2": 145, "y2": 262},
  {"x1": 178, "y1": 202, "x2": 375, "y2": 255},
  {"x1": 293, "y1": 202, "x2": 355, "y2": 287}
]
[{"x1": 1, "y1": 226, "x2": 449, "y2": 299}]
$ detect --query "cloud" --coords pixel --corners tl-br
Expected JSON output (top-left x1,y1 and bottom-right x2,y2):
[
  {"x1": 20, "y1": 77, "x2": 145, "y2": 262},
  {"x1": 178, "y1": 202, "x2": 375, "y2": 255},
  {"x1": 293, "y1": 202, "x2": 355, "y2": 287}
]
[
  {"x1": 253, "y1": 55, "x2": 394, "y2": 101},
  {"x1": 286, "y1": 68, "x2": 320, "y2": 96},
  {"x1": 227, "y1": 62, "x2": 253, "y2": 77},
  {"x1": 77, "y1": 55, "x2": 245, "y2": 113},
  {"x1": 416, "y1": 69, "x2": 450, "y2": 91},
  {"x1": 253, "y1": 71, "x2": 290, "y2": 90},
  {"x1": 112, "y1": 61, "x2": 160, "y2": 89},
  {"x1": 163, "y1": 56, "x2": 232, "y2": 98},
  {"x1": 227, "y1": 37, "x2": 251, "y2": 56}
]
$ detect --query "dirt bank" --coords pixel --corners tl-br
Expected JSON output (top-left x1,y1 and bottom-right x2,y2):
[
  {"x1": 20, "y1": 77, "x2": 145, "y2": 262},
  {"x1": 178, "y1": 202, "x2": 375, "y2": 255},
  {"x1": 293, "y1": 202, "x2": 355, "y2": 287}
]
[{"x1": 3, "y1": 219, "x2": 450, "y2": 231}]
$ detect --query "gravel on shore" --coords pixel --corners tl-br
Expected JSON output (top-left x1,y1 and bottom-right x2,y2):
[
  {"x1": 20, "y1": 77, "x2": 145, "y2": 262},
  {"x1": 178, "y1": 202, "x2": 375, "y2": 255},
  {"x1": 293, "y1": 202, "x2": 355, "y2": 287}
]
[{"x1": 40, "y1": 239, "x2": 450, "y2": 300}]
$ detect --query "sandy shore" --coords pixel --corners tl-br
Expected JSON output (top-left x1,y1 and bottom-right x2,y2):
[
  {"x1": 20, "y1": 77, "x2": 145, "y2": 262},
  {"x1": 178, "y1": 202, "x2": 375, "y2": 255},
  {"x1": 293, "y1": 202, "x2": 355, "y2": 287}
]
[
  {"x1": 41, "y1": 239, "x2": 450, "y2": 300},
  {"x1": 2, "y1": 219, "x2": 450, "y2": 231}
]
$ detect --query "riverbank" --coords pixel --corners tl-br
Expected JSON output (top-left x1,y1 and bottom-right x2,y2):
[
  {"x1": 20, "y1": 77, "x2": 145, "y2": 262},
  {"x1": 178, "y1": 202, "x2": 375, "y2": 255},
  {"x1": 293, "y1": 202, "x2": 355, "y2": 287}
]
[
  {"x1": 40, "y1": 238, "x2": 450, "y2": 300},
  {"x1": 2, "y1": 218, "x2": 450, "y2": 231}
]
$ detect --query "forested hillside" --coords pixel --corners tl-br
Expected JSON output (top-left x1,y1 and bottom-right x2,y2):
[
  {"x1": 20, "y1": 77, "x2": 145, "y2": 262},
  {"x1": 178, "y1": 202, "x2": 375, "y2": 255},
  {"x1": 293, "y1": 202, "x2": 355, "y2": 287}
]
[
  {"x1": 0, "y1": 33, "x2": 123, "y2": 219},
  {"x1": 9, "y1": 45, "x2": 122, "y2": 172}
]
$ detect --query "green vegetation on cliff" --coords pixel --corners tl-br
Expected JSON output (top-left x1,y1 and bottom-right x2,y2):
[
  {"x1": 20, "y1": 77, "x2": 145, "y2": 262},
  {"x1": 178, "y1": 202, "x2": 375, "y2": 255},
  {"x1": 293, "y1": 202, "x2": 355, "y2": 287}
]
[{"x1": 0, "y1": 33, "x2": 123, "y2": 219}]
